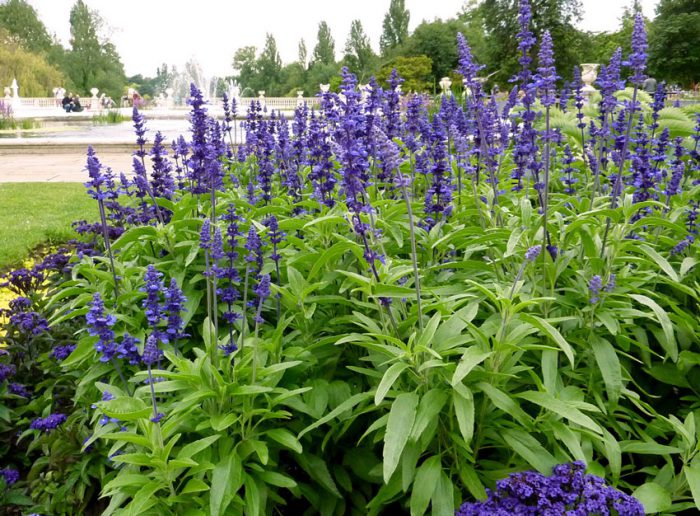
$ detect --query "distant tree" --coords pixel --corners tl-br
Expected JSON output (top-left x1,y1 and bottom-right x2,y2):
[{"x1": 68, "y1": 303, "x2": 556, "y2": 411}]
[
  {"x1": 0, "y1": 29, "x2": 65, "y2": 96},
  {"x1": 0, "y1": 0, "x2": 52, "y2": 54},
  {"x1": 377, "y1": 55, "x2": 433, "y2": 92},
  {"x1": 66, "y1": 0, "x2": 125, "y2": 98},
  {"x1": 380, "y1": 0, "x2": 410, "y2": 55},
  {"x1": 257, "y1": 33, "x2": 283, "y2": 95},
  {"x1": 232, "y1": 45, "x2": 259, "y2": 92},
  {"x1": 401, "y1": 18, "x2": 469, "y2": 84},
  {"x1": 304, "y1": 62, "x2": 339, "y2": 95},
  {"x1": 479, "y1": 0, "x2": 586, "y2": 85},
  {"x1": 649, "y1": 0, "x2": 700, "y2": 87},
  {"x1": 585, "y1": 0, "x2": 644, "y2": 65},
  {"x1": 312, "y1": 21, "x2": 336, "y2": 66},
  {"x1": 298, "y1": 38, "x2": 308, "y2": 68},
  {"x1": 280, "y1": 62, "x2": 307, "y2": 96},
  {"x1": 343, "y1": 19, "x2": 377, "y2": 81}
]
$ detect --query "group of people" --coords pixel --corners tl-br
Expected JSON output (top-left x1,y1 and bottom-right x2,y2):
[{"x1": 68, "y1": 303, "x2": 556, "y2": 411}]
[{"x1": 61, "y1": 94, "x2": 83, "y2": 113}]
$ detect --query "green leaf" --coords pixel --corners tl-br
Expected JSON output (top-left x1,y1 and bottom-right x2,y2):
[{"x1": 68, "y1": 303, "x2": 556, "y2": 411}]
[
  {"x1": 637, "y1": 244, "x2": 678, "y2": 282},
  {"x1": 684, "y1": 463, "x2": 700, "y2": 510},
  {"x1": 177, "y1": 435, "x2": 221, "y2": 460},
  {"x1": 453, "y1": 387, "x2": 475, "y2": 445},
  {"x1": 258, "y1": 470, "x2": 297, "y2": 489},
  {"x1": 451, "y1": 347, "x2": 491, "y2": 386},
  {"x1": 502, "y1": 429, "x2": 558, "y2": 474},
  {"x1": 265, "y1": 428, "x2": 302, "y2": 454},
  {"x1": 619, "y1": 441, "x2": 682, "y2": 455},
  {"x1": 297, "y1": 454, "x2": 342, "y2": 498},
  {"x1": 244, "y1": 473, "x2": 262, "y2": 516},
  {"x1": 518, "y1": 314, "x2": 575, "y2": 367},
  {"x1": 630, "y1": 294, "x2": 678, "y2": 361},
  {"x1": 210, "y1": 453, "x2": 243, "y2": 516},
  {"x1": 298, "y1": 392, "x2": 371, "y2": 438},
  {"x1": 99, "y1": 397, "x2": 151, "y2": 421},
  {"x1": 124, "y1": 480, "x2": 162, "y2": 515},
  {"x1": 383, "y1": 393, "x2": 419, "y2": 483},
  {"x1": 182, "y1": 478, "x2": 209, "y2": 494},
  {"x1": 432, "y1": 470, "x2": 454, "y2": 516},
  {"x1": 632, "y1": 482, "x2": 672, "y2": 513},
  {"x1": 410, "y1": 456, "x2": 441, "y2": 516},
  {"x1": 517, "y1": 390, "x2": 602, "y2": 434},
  {"x1": 591, "y1": 336, "x2": 622, "y2": 404},
  {"x1": 410, "y1": 389, "x2": 448, "y2": 442},
  {"x1": 375, "y1": 362, "x2": 411, "y2": 405},
  {"x1": 477, "y1": 382, "x2": 531, "y2": 426}
]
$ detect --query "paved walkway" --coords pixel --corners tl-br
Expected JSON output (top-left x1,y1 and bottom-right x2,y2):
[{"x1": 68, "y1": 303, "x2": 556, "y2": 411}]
[{"x1": 0, "y1": 152, "x2": 135, "y2": 182}]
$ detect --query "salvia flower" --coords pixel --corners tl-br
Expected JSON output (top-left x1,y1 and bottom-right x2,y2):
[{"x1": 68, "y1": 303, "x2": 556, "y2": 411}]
[
  {"x1": 627, "y1": 14, "x2": 648, "y2": 86},
  {"x1": 525, "y1": 245, "x2": 542, "y2": 262},
  {"x1": 535, "y1": 30, "x2": 558, "y2": 107},
  {"x1": 142, "y1": 333, "x2": 163, "y2": 366},
  {"x1": 116, "y1": 334, "x2": 141, "y2": 365},
  {"x1": 86, "y1": 293, "x2": 117, "y2": 362},
  {"x1": 589, "y1": 275, "x2": 604, "y2": 303},
  {"x1": 30, "y1": 413, "x2": 67, "y2": 432},
  {"x1": 163, "y1": 278, "x2": 187, "y2": 342},
  {"x1": 456, "y1": 461, "x2": 643, "y2": 516},
  {"x1": 141, "y1": 265, "x2": 164, "y2": 329}
]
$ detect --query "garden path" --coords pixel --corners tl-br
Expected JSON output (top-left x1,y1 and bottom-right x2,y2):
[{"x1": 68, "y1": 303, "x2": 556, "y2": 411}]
[{"x1": 0, "y1": 150, "x2": 133, "y2": 182}]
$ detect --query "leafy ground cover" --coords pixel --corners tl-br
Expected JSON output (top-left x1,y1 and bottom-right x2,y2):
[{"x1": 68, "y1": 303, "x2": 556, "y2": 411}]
[
  {"x1": 0, "y1": 183, "x2": 97, "y2": 270},
  {"x1": 1, "y1": 6, "x2": 700, "y2": 515}
]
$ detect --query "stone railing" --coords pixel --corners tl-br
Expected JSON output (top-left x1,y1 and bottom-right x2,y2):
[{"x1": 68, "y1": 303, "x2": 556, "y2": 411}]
[
  {"x1": 14, "y1": 97, "x2": 93, "y2": 108},
  {"x1": 212, "y1": 97, "x2": 320, "y2": 111}
]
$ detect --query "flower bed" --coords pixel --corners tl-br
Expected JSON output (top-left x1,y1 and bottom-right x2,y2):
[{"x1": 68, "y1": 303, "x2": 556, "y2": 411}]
[{"x1": 1, "y1": 5, "x2": 699, "y2": 514}]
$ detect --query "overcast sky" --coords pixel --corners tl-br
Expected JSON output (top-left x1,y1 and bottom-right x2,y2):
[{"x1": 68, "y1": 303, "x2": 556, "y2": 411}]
[{"x1": 26, "y1": 0, "x2": 659, "y2": 77}]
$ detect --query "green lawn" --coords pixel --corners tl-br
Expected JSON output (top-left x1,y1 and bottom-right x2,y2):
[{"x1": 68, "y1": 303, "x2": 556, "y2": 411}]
[{"x1": 0, "y1": 182, "x2": 97, "y2": 270}]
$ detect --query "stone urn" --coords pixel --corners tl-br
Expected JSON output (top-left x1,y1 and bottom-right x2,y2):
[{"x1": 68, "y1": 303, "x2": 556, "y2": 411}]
[
  {"x1": 319, "y1": 84, "x2": 330, "y2": 94},
  {"x1": 296, "y1": 90, "x2": 304, "y2": 107},
  {"x1": 580, "y1": 63, "x2": 599, "y2": 101},
  {"x1": 439, "y1": 77, "x2": 452, "y2": 96},
  {"x1": 90, "y1": 87, "x2": 100, "y2": 110}
]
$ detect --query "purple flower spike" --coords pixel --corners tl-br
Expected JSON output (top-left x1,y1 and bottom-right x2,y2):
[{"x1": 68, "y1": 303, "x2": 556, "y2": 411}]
[
  {"x1": 86, "y1": 293, "x2": 117, "y2": 363},
  {"x1": 627, "y1": 14, "x2": 648, "y2": 86},
  {"x1": 525, "y1": 245, "x2": 542, "y2": 261}
]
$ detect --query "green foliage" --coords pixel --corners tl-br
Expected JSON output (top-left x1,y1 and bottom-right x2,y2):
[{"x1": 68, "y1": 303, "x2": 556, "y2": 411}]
[
  {"x1": 0, "y1": 0, "x2": 52, "y2": 54},
  {"x1": 343, "y1": 20, "x2": 377, "y2": 82},
  {"x1": 66, "y1": 0, "x2": 126, "y2": 98},
  {"x1": 0, "y1": 31, "x2": 66, "y2": 97},
  {"x1": 312, "y1": 21, "x2": 336, "y2": 67},
  {"x1": 380, "y1": 0, "x2": 410, "y2": 56},
  {"x1": 479, "y1": 0, "x2": 586, "y2": 84},
  {"x1": 648, "y1": 0, "x2": 700, "y2": 87},
  {"x1": 400, "y1": 18, "x2": 471, "y2": 85},
  {"x1": 377, "y1": 55, "x2": 433, "y2": 93}
]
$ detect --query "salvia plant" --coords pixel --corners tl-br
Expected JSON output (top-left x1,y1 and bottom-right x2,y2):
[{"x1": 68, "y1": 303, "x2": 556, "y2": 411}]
[{"x1": 1, "y1": 4, "x2": 700, "y2": 514}]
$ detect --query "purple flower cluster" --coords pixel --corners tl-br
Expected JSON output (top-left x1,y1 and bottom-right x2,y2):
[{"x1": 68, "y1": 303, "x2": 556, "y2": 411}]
[
  {"x1": 30, "y1": 413, "x2": 67, "y2": 432},
  {"x1": 0, "y1": 468, "x2": 19, "y2": 486},
  {"x1": 50, "y1": 344, "x2": 76, "y2": 361},
  {"x1": 456, "y1": 462, "x2": 643, "y2": 516}
]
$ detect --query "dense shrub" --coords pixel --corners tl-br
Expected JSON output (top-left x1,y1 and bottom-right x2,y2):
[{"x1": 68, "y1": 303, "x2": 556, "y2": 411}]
[{"x1": 1, "y1": 5, "x2": 699, "y2": 514}]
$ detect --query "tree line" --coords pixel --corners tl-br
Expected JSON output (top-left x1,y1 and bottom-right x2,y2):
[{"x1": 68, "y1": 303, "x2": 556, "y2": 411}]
[
  {"x1": 0, "y1": 0, "x2": 697, "y2": 102},
  {"x1": 0, "y1": 0, "x2": 126, "y2": 99}
]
